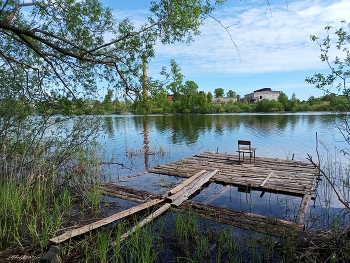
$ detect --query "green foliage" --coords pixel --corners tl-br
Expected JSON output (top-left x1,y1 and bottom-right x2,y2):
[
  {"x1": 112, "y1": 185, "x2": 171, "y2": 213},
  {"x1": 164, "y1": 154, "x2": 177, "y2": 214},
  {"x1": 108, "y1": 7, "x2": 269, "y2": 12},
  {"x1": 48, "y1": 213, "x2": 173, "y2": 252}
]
[
  {"x1": 306, "y1": 20, "x2": 350, "y2": 153},
  {"x1": 278, "y1": 92, "x2": 289, "y2": 111},
  {"x1": 150, "y1": 0, "x2": 226, "y2": 44},
  {"x1": 207, "y1": 92, "x2": 213, "y2": 102},
  {"x1": 226, "y1": 89, "x2": 236, "y2": 98},
  {"x1": 296, "y1": 101, "x2": 311, "y2": 111},
  {"x1": 214, "y1": 88, "x2": 225, "y2": 98},
  {"x1": 0, "y1": 0, "x2": 227, "y2": 112},
  {"x1": 330, "y1": 96, "x2": 350, "y2": 111},
  {"x1": 165, "y1": 62, "x2": 210, "y2": 113},
  {"x1": 290, "y1": 93, "x2": 298, "y2": 111},
  {"x1": 310, "y1": 101, "x2": 330, "y2": 111},
  {"x1": 239, "y1": 101, "x2": 254, "y2": 112},
  {"x1": 225, "y1": 102, "x2": 243, "y2": 113},
  {"x1": 306, "y1": 21, "x2": 350, "y2": 102},
  {"x1": 255, "y1": 99, "x2": 284, "y2": 112}
]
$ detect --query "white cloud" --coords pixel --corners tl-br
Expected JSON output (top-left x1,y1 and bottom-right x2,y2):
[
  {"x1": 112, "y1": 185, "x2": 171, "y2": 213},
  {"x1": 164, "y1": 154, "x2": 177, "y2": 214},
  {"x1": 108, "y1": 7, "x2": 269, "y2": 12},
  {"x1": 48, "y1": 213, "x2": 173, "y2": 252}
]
[
  {"x1": 148, "y1": 0, "x2": 350, "y2": 76},
  {"x1": 105, "y1": 0, "x2": 348, "y2": 100}
]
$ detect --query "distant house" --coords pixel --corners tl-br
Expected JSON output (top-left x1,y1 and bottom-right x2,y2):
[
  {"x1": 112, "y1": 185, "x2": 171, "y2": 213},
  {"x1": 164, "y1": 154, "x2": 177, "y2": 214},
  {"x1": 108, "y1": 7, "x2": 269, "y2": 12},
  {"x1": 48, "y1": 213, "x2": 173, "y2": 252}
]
[
  {"x1": 243, "y1": 88, "x2": 281, "y2": 103},
  {"x1": 212, "y1": 97, "x2": 237, "y2": 104}
]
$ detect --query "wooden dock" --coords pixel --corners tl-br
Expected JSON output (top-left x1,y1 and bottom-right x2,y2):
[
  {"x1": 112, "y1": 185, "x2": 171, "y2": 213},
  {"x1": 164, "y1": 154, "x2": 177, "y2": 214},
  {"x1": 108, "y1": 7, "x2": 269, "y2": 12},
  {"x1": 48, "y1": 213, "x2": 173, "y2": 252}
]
[
  {"x1": 149, "y1": 152, "x2": 318, "y2": 225},
  {"x1": 149, "y1": 152, "x2": 318, "y2": 196},
  {"x1": 48, "y1": 152, "x2": 318, "y2": 247}
]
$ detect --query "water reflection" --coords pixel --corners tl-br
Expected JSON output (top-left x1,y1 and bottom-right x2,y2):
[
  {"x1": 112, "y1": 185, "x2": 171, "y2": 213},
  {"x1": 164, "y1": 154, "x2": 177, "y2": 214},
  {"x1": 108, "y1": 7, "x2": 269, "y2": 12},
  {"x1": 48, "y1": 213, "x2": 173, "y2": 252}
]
[
  {"x1": 143, "y1": 117, "x2": 150, "y2": 170},
  {"x1": 102, "y1": 116, "x2": 114, "y2": 137},
  {"x1": 154, "y1": 115, "x2": 201, "y2": 145},
  {"x1": 99, "y1": 113, "x2": 344, "y2": 163}
]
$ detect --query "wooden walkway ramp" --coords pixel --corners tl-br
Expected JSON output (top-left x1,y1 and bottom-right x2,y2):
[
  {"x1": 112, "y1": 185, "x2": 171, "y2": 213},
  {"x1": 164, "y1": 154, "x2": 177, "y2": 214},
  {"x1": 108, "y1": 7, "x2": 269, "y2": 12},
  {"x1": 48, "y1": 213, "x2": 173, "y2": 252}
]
[{"x1": 149, "y1": 152, "x2": 318, "y2": 196}]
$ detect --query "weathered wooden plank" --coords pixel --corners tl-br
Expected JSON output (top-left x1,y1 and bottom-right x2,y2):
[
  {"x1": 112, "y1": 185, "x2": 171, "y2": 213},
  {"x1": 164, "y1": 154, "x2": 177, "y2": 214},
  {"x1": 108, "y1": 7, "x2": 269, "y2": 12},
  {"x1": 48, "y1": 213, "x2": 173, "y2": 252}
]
[
  {"x1": 194, "y1": 152, "x2": 316, "y2": 169},
  {"x1": 119, "y1": 203, "x2": 171, "y2": 242},
  {"x1": 295, "y1": 195, "x2": 312, "y2": 224},
  {"x1": 169, "y1": 170, "x2": 207, "y2": 195},
  {"x1": 260, "y1": 171, "x2": 274, "y2": 187},
  {"x1": 169, "y1": 169, "x2": 219, "y2": 207},
  {"x1": 153, "y1": 168, "x2": 314, "y2": 180},
  {"x1": 100, "y1": 189, "x2": 143, "y2": 203},
  {"x1": 99, "y1": 184, "x2": 162, "y2": 201},
  {"x1": 213, "y1": 174, "x2": 311, "y2": 192},
  {"x1": 158, "y1": 158, "x2": 315, "y2": 176},
  {"x1": 49, "y1": 198, "x2": 164, "y2": 244}
]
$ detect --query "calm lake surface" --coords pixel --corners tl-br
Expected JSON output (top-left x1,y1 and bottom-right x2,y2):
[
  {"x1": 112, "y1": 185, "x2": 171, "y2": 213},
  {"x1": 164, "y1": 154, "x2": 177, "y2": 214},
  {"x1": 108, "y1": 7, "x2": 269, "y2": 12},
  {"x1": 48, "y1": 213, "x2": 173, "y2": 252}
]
[{"x1": 97, "y1": 112, "x2": 350, "y2": 230}]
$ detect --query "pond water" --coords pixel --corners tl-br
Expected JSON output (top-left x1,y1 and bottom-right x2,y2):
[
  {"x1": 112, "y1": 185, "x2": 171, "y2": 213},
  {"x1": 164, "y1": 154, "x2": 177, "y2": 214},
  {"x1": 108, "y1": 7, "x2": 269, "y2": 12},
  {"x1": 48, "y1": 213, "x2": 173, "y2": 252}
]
[{"x1": 97, "y1": 112, "x2": 350, "y2": 230}]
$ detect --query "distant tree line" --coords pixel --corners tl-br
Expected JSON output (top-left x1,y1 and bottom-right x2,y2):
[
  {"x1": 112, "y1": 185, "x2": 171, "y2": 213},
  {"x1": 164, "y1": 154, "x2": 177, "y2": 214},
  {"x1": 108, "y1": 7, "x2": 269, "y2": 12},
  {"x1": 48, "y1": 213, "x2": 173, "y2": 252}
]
[
  {"x1": 10, "y1": 58, "x2": 348, "y2": 115},
  {"x1": 28, "y1": 85, "x2": 349, "y2": 115}
]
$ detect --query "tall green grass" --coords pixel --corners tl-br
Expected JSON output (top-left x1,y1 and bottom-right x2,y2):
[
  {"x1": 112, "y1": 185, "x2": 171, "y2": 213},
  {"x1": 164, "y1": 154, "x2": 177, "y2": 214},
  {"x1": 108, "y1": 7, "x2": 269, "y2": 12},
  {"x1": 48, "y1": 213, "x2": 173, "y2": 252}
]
[
  {"x1": 0, "y1": 178, "x2": 72, "y2": 249},
  {"x1": 0, "y1": 143, "x2": 104, "y2": 252}
]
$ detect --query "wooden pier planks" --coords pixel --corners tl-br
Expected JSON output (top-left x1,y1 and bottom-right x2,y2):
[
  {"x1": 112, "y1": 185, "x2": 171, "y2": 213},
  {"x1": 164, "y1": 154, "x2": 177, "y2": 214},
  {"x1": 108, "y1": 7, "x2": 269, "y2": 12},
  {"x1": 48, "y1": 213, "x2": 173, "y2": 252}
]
[
  {"x1": 50, "y1": 152, "x2": 316, "y2": 245},
  {"x1": 168, "y1": 169, "x2": 218, "y2": 206},
  {"x1": 149, "y1": 152, "x2": 318, "y2": 196},
  {"x1": 168, "y1": 170, "x2": 207, "y2": 195}
]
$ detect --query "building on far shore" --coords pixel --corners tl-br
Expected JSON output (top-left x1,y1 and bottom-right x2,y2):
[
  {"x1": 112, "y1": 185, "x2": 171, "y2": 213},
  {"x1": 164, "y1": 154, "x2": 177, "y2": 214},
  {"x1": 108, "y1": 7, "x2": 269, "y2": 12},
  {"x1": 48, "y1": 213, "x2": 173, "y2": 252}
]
[
  {"x1": 243, "y1": 88, "x2": 281, "y2": 103},
  {"x1": 212, "y1": 97, "x2": 237, "y2": 104}
]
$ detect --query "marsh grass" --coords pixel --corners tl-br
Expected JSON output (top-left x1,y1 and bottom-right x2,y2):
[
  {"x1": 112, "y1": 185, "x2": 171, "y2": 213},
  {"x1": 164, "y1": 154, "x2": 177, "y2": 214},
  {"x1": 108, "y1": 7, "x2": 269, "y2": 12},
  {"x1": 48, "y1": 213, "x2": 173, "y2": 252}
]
[
  {"x1": 0, "y1": 178, "x2": 67, "y2": 249},
  {"x1": 0, "y1": 139, "x2": 105, "y2": 258},
  {"x1": 55, "y1": 208, "x2": 256, "y2": 262},
  {"x1": 54, "y1": 197, "x2": 349, "y2": 263}
]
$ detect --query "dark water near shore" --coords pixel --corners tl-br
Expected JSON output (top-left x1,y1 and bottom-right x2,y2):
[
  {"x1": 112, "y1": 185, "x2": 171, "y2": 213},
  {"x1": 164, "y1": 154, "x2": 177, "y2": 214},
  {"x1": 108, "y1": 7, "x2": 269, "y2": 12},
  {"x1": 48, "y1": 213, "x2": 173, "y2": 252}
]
[{"x1": 97, "y1": 112, "x2": 350, "y2": 230}]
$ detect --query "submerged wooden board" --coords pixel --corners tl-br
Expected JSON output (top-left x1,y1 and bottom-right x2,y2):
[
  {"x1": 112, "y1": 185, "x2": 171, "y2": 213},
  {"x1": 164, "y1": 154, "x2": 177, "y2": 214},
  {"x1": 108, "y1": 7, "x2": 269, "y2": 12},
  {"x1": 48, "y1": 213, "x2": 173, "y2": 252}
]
[
  {"x1": 149, "y1": 152, "x2": 318, "y2": 196},
  {"x1": 175, "y1": 201, "x2": 305, "y2": 237}
]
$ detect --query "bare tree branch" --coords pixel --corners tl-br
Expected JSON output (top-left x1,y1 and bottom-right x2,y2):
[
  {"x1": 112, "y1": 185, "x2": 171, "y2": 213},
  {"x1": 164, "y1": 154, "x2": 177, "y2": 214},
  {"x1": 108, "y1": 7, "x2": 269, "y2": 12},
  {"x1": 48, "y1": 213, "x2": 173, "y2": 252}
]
[{"x1": 307, "y1": 154, "x2": 350, "y2": 211}]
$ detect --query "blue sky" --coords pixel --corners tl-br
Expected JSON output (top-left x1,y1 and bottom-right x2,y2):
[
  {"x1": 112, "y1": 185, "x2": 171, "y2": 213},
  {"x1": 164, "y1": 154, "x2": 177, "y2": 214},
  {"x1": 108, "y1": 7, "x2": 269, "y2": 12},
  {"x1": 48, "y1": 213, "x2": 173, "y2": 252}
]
[{"x1": 106, "y1": 0, "x2": 349, "y2": 101}]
